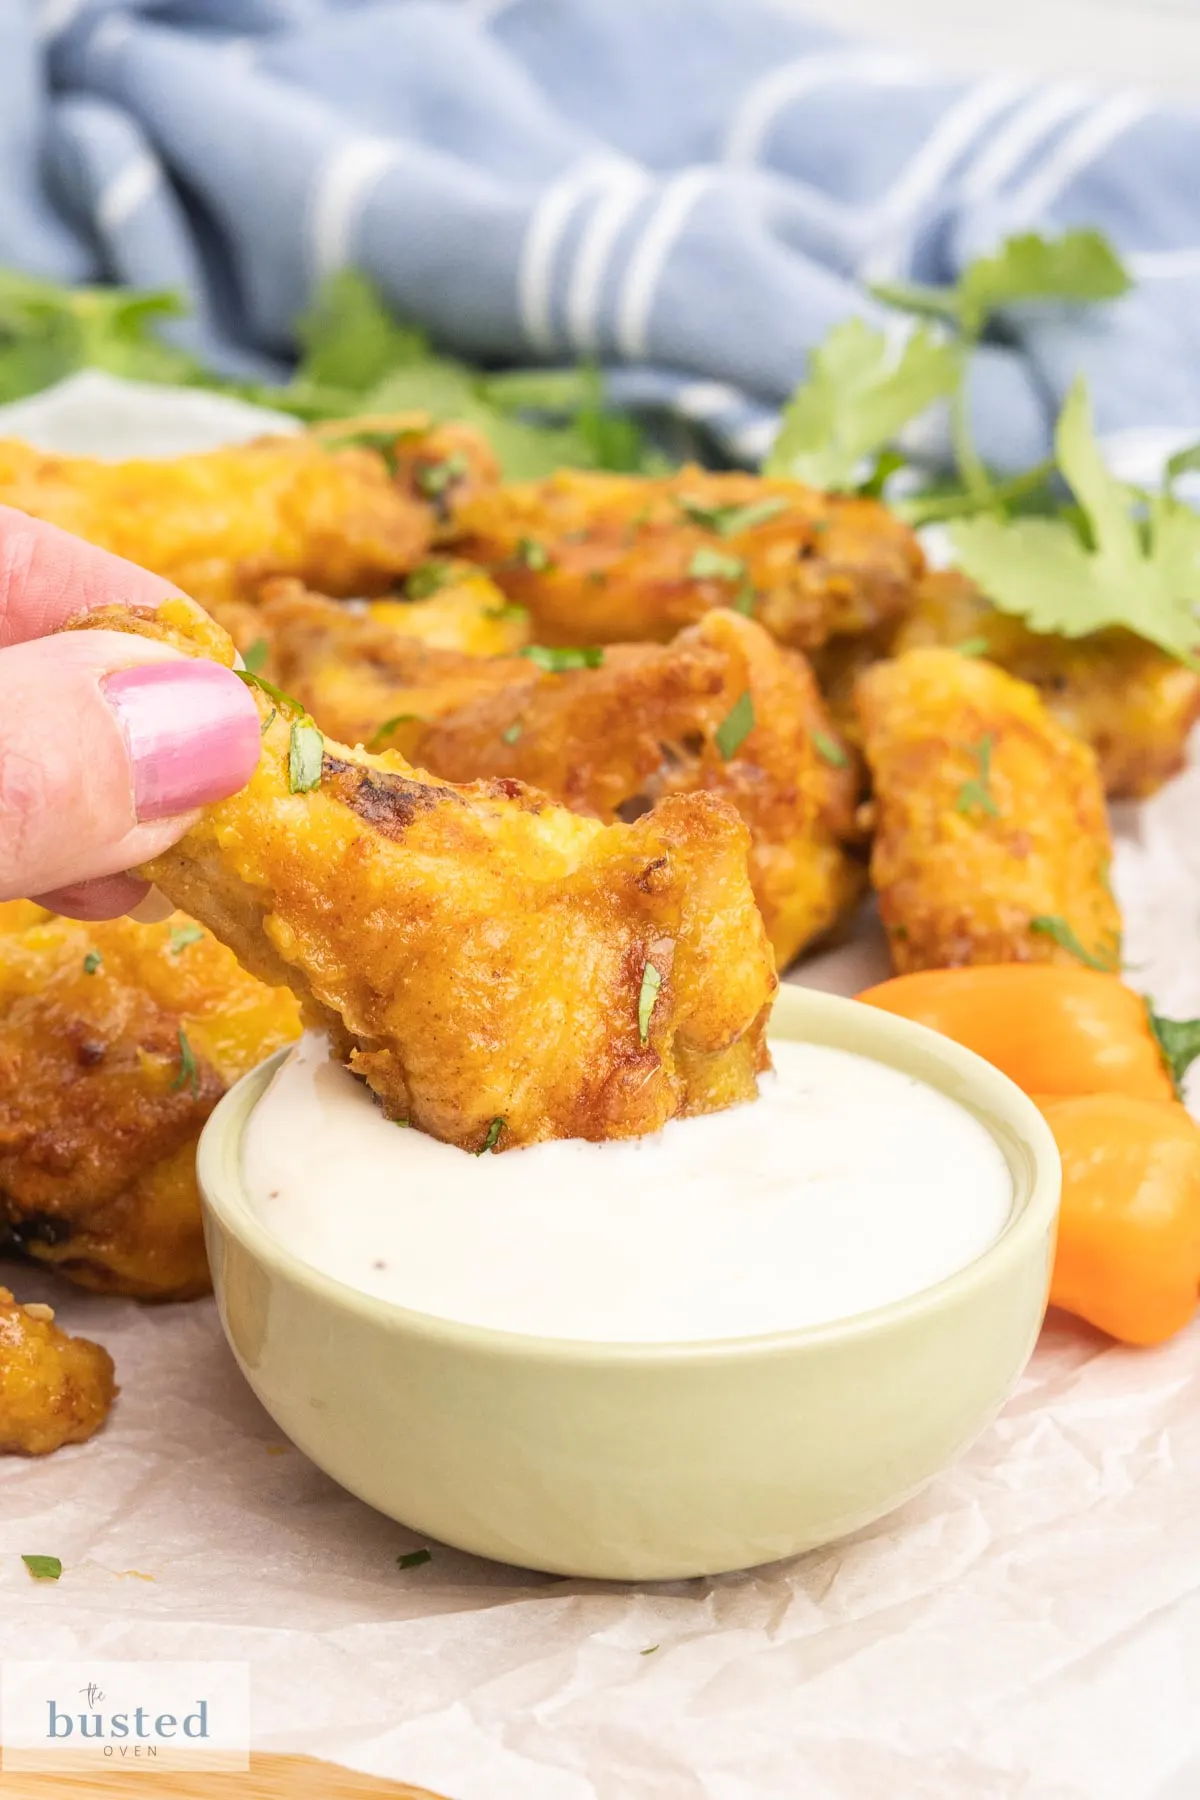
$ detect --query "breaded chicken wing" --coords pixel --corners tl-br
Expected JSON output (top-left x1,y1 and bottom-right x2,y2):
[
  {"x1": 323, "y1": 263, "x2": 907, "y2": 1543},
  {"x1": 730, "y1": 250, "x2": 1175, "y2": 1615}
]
[
  {"x1": 0, "y1": 1286, "x2": 116, "y2": 1455},
  {"x1": 66, "y1": 600, "x2": 776, "y2": 1151},
  {"x1": 0, "y1": 903, "x2": 300, "y2": 1298},
  {"x1": 857, "y1": 648, "x2": 1120, "y2": 974},
  {"x1": 256, "y1": 586, "x2": 862, "y2": 967},
  {"x1": 311, "y1": 414, "x2": 500, "y2": 534},
  {"x1": 893, "y1": 572, "x2": 1200, "y2": 799},
  {"x1": 449, "y1": 467, "x2": 924, "y2": 651},
  {"x1": 0, "y1": 415, "x2": 495, "y2": 611}
]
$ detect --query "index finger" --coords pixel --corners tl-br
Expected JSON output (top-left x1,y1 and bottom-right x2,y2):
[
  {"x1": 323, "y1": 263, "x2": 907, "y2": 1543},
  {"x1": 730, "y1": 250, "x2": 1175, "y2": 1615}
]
[{"x1": 0, "y1": 504, "x2": 182, "y2": 648}]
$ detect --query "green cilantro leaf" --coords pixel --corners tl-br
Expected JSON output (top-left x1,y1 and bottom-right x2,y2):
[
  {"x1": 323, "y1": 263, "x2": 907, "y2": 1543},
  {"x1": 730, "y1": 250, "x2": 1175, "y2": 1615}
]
[
  {"x1": 485, "y1": 603, "x2": 529, "y2": 622},
  {"x1": 515, "y1": 536, "x2": 553, "y2": 572},
  {"x1": 477, "y1": 1117, "x2": 505, "y2": 1155},
  {"x1": 949, "y1": 381, "x2": 1200, "y2": 666},
  {"x1": 638, "y1": 962, "x2": 663, "y2": 1045},
  {"x1": 954, "y1": 637, "x2": 991, "y2": 657},
  {"x1": 417, "y1": 451, "x2": 470, "y2": 497},
  {"x1": 502, "y1": 721, "x2": 523, "y2": 744},
  {"x1": 955, "y1": 734, "x2": 999, "y2": 818},
  {"x1": 235, "y1": 668, "x2": 305, "y2": 716},
  {"x1": 1030, "y1": 913, "x2": 1120, "y2": 973},
  {"x1": 368, "y1": 714, "x2": 422, "y2": 751},
  {"x1": 640, "y1": 1644, "x2": 660, "y2": 1656},
  {"x1": 322, "y1": 427, "x2": 409, "y2": 472},
  {"x1": 1145, "y1": 1002, "x2": 1200, "y2": 1099},
  {"x1": 261, "y1": 707, "x2": 278, "y2": 737},
  {"x1": 764, "y1": 318, "x2": 959, "y2": 490},
  {"x1": 519, "y1": 645, "x2": 604, "y2": 672},
  {"x1": 396, "y1": 1548, "x2": 432, "y2": 1570},
  {"x1": 811, "y1": 729, "x2": 849, "y2": 769},
  {"x1": 873, "y1": 229, "x2": 1131, "y2": 338},
  {"x1": 687, "y1": 547, "x2": 746, "y2": 582},
  {"x1": 242, "y1": 638, "x2": 269, "y2": 676},
  {"x1": 733, "y1": 579, "x2": 756, "y2": 616},
  {"x1": 82, "y1": 951, "x2": 102, "y2": 975},
  {"x1": 295, "y1": 268, "x2": 429, "y2": 394},
  {"x1": 21, "y1": 1555, "x2": 62, "y2": 1581},
  {"x1": 169, "y1": 923, "x2": 205, "y2": 955},
  {"x1": 406, "y1": 561, "x2": 455, "y2": 600},
  {"x1": 715, "y1": 690, "x2": 755, "y2": 760},
  {"x1": 677, "y1": 496, "x2": 787, "y2": 536},
  {"x1": 170, "y1": 1027, "x2": 201, "y2": 1099},
  {"x1": 288, "y1": 721, "x2": 324, "y2": 793}
]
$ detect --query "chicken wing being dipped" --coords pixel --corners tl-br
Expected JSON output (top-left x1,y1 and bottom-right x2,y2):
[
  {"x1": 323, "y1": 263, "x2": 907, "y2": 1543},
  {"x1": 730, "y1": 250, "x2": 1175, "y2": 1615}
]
[
  {"x1": 857, "y1": 647, "x2": 1120, "y2": 974},
  {"x1": 0, "y1": 414, "x2": 497, "y2": 613},
  {"x1": 254, "y1": 585, "x2": 863, "y2": 968},
  {"x1": 892, "y1": 571, "x2": 1200, "y2": 800},
  {"x1": 65, "y1": 600, "x2": 777, "y2": 1152},
  {"x1": 0, "y1": 1286, "x2": 116, "y2": 1455},
  {"x1": 449, "y1": 467, "x2": 925, "y2": 651},
  {"x1": 0, "y1": 902, "x2": 300, "y2": 1298}
]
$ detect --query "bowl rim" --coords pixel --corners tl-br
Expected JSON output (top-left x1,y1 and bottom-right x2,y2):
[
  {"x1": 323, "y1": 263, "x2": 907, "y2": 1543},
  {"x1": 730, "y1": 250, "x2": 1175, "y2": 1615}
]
[{"x1": 197, "y1": 983, "x2": 1061, "y2": 1368}]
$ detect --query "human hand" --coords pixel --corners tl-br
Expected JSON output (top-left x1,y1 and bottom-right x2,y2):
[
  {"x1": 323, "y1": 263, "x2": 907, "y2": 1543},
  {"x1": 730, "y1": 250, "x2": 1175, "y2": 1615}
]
[{"x1": 0, "y1": 505, "x2": 260, "y2": 918}]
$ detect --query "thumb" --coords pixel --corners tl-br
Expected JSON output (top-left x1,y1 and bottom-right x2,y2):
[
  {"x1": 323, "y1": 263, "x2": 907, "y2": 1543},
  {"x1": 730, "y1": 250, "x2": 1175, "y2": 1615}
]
[{"x1": 0, "y1": 628, "x2": 260, "y2": 904}]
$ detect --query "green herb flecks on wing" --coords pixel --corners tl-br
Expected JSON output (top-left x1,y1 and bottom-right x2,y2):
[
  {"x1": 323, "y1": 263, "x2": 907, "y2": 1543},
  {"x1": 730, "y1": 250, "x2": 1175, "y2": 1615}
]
[
  {"x1": 21, "y1": 1555, "x2": 62, "y2": 1581},
  {"x1": 288, "y1": 721, "x2": 325, "y2": 793},
  {"x1": 519, "y1": 644, "x2": 604, "y2": 672},
  {"x1": 687, "y1": 546, "x2": 746, "y2": 582},
  {"x1": 811, "y1": 729, "x2": 849, "y2": 769},
  {"x1": 1145, "y1": 1003, "x2": 1200, "y2": 1099},
  {"x1": 715, "y1": 690, "x2": 755, "y2": 760},
  {"x1": 638, "y1": 962, "x2": 663, "y2": 1045},
  {"x1": 1030, "y1": 913, "x2": 1120, "y2": 973},
  {"x1": 764, "y1": 318, "x2": 959, "y2": 491},
  {"x1": 949, "y1": 381, "x2": 1200, "y2": 666}
]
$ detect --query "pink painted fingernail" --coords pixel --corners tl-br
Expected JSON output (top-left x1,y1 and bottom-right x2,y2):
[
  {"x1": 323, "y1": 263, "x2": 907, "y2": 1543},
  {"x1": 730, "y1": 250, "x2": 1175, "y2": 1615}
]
[{"x1": 103, "y1": 662, "x2": 261, "y2": 822}]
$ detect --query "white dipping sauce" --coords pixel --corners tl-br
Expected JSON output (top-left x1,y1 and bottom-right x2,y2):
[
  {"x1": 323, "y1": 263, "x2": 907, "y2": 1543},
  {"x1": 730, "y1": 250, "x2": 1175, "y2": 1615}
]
[{"x1": 243, "y1": 1033, "x2": 1012, "y2": 1342}]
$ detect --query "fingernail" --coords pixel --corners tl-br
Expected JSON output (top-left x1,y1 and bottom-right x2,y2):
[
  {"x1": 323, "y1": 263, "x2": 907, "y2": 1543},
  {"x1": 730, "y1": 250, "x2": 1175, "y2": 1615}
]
[{"x1": 103, "y1": 662, "x2": 260, "y2": 822}]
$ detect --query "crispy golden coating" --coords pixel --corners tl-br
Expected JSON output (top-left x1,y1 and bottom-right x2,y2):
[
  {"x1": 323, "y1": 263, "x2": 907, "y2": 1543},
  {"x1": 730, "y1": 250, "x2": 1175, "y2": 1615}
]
[
  {"x1": 856, "y1": 648, "x2": 1120, "y2": 974},
  {"x1": 258, "y1": 579, "x2": 526, "y2": 755},
  {"x1": 449, "y1": 467, "x2": 924, "y2": 651},
  {"x1": 365, "y1": 560, "x2": 531, "y2": 657},
  {"x1": 256, "y1": 586, "x2": 862, "y2": 967},
  {"x1": 311, "y1": 413, "x2": 501, "y2": 534},
  {"x1": 892, "y1": 572, "x2": 1200, "y2": 800},
  {"x1": 0, "y1": 415, "x2": 493, "y2": 612},
  {"x1": 66, "y1": 600, "x2": 777, "y2": 1151},
  {"x1": 0, "y1": 902, "x2": 300, "y2": 1298},
  {"x1": 0, "y1": 1286, "x2": 116, "y2": 1455},
  {"x1": 418, "y1": 609, "x2": 864, "y2": 969}
]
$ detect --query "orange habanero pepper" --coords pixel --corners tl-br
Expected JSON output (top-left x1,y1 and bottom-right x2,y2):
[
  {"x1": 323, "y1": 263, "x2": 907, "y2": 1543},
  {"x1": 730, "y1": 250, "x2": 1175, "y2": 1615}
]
[
  {"x1": 857, "y1": 966, "x2": 1200, "y2": 1103},
  {"x1": 1037, "y1": 1095, "x2": 1200, "y2": 1346}
]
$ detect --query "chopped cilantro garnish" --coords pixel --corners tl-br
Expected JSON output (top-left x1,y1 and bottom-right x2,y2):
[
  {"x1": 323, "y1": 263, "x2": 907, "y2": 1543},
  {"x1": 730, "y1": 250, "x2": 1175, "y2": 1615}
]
[
  {"x1": 416, "y1": 451, "x2": 469, "y2": 496},
  {"x1": 477, "y1": 1117, "x2": 505, "y2": 1155},
  {"x1": 484, "y1": 602, "x2": 529, "y2": 622},
  {"x1": 687, "y1": 546, "x2": 745, "y2": 583},
  {"x1": 1145, "y1": 1003, "x2": 1200, "y2": 1099},
  {"x1": 325, "y1": 427, "x2": 403, "y2": 472},
  {"x1": 170, "y1": 1027, "x2": 201, "y2": 1099},
  {"x1": 715, "y1": 690, "x2": 754, "y2": 760},
  {"x1": 368, "y1": 713, "x2": 422, "y2": 751},
  {"x1": 21, "y1": 1555, "x2": 62, "y2": 1581},
  {"x1": 169, "y1": 923, "x2": 205, "y2": 954},
  {"x1": 637, "y1": 962, "x2": 662, "y2": 1045},
  {"x1": 396, "y1": 1548, "x2": 432, "y2": 1569},
  {"x1": 640, "y1": 1644, "x2": 659, "y2": 1656},
  {"x1": 502, "y1": 721, "x2": 523, "y2": 744},
  {"x1": 1030, "y1": 914, "x2": 1120, "y2": 972},
  {"x1": 406, "y1": 560, "x2": 454, "y2": 600},
  {"x1": 242, "y1": 637, "x2": 269, "y2": 675},
  {"x1": 519, "y1": 644, "x2": 604, "y2": 672},
  {"x1": 955, "y1": 734, "x2": 999, "y2": 818},
  {"x1": 955, "y1": 637, "x2": 991, "y2": 657},
  {"x1": 394, "y1": 1118, "x2": 410, "y2": 1128},
  {"x1": 733, "y1": 579, "x2": 756, "y2": 616},
  {"x1": 236, "y1": 668, "x2": 304, "y2": 716},
  {"x1": 515, "y1": 536, "x2": 552, "y2": 571},
  {"x1": 261, "y1": 706, "x2": 278, "y2": 737},
  {"x1": 288, "y1": 721, "x2": 324, "y2": 793},
  {"x1": 677, "y1": 496, "x2": 787, "y2": 536},
  {"x1": 812, "y1": 729, "x2": 849, "y2": 769},
  {"x1": 82, "y1": 950, "x2": 102, "y2": 975}
]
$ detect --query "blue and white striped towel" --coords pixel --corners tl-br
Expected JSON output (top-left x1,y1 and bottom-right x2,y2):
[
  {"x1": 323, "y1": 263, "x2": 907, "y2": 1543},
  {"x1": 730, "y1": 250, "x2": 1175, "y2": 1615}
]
[{"x1": 12, "y1": 0, "x2": 1200, "y2": 473}]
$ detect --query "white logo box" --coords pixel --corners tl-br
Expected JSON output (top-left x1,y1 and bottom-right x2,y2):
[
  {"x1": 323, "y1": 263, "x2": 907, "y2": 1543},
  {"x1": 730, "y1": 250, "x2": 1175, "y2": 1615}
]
[{"x1": 1, "y1": 1661, "x2": 250, "y2": 1773}]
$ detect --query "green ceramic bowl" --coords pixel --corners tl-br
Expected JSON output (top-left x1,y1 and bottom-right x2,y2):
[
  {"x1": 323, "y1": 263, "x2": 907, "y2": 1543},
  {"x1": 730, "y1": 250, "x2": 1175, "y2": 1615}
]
[{"x1": 197, "y1": 985, "x2": 1060, "y2": 1581}]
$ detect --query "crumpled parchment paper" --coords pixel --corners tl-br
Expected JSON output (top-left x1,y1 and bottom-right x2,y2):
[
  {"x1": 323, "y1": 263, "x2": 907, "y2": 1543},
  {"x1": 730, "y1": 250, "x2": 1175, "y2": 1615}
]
[{"x1": 3, "y1": 376, "x2": 1200, "y2": 1800}]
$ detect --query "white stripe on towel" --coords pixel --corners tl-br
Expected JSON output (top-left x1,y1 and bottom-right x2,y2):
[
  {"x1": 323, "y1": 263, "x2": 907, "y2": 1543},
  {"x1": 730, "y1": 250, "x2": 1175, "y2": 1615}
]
[
  {"x1": 518, "y1": 158, "x2": 634, "y2": 355},
  {"x1": 1005, "y1": 91, "x2": 1150, "y2": 220},
  {"x1": 958, "y1": 81, "x2": 1096, "y2": 204},
  {"x1": 565, "y1": 171, "x2": 652, "y2": 356},
  {"x1": 616, "y1": 168, "x2": 714, "y2": 362},
  {"x1": 309, "y1": 139, "x2": 404, "y2": 282},
  {"x1": 97, "y1": 155, "x2": 160, "y2": 234},
  {"x1": 724, "y1": 53, "x2": 923, "y2": 169}
]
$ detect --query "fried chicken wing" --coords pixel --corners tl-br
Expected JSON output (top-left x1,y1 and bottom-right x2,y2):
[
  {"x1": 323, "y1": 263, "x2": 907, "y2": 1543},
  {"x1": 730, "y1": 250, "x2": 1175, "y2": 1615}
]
[
  {"x1": 364, "y1": 559, "x2": 531, "y2": 657},
  {"x1": 449, "y1": 467, "x2": 924, "y2": 651},
  {"x1": 0, "y1": 904, "x2": 300, "y2": 1297},
  {"x1": 893, "y1": 572, "x2": 1200, "y2": 799},
  {"x1": 312, "y1": 413, "x2": 500, "y2": 534},
  {"x1": 66, "y1": 600, "x2": 776, "y2": 1151},
  {"x1": 0, "y1": 415, "x2": 495, "y2": 612},
  {"x1": 856, "y1": 648, "x2": 1120, "y2": 974},
  {"x1": 256, "y1": 585, "x2": 862, "y2": 967},
  {"x1": 0, "y1": 1286, "x2": 116, "y2": 1455},
  {"x1": 417, "y1": 609, "x2": 864, "y2": 969}
]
